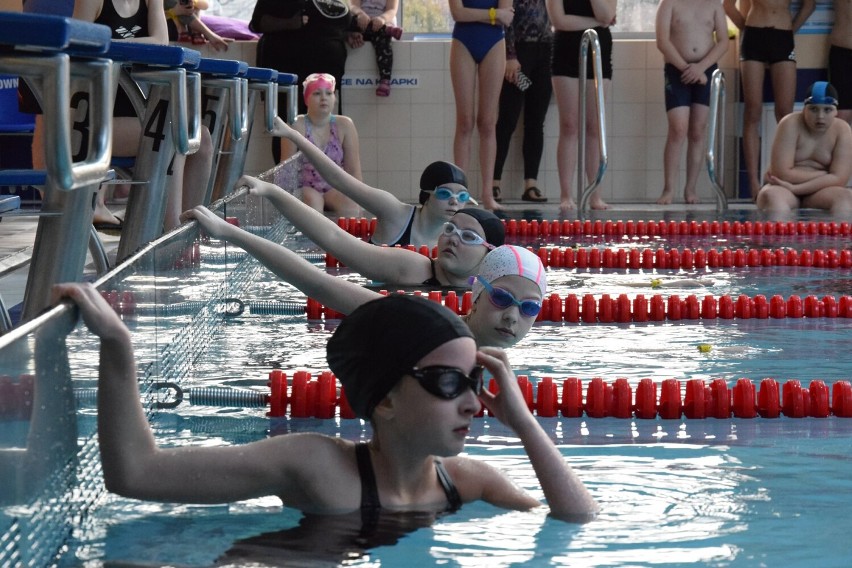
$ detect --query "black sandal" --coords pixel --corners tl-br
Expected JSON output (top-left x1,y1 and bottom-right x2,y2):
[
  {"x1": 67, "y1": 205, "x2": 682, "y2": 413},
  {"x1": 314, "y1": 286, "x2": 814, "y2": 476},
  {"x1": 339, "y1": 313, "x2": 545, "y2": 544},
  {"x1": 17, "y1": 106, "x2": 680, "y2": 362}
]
[
  {"x1": 492, "y1": 186, "x2": 502, "y2": 203},
  {"x1": 521, "y1": 186, "x2": 548, "y2": 203}
]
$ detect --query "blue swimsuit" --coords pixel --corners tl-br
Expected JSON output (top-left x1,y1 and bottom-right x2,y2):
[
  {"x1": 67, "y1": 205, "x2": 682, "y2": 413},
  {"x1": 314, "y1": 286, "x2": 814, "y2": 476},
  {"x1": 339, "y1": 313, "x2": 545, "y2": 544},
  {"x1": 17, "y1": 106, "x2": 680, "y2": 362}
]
[{"x1": 452, "y1": 0, "x2": 504, "y2": 64}]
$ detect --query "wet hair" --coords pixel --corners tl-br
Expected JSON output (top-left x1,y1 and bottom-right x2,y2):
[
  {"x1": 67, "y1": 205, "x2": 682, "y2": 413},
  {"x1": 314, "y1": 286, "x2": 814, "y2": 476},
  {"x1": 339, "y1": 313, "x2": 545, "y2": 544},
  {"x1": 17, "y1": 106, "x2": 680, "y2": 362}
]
[
  {"x1": 327, "y1": 294, "x2": 474, "y2": 419},
  {"x1": 419, "y1": 161, "x2": 468, "y2": 205},
  {"x1": 804, "y1": 81, "x2": 839, "y2": 107},
  {"x1": 452, "y1": 208, "x2": 505, "y2": 248},
  {"x1": 471, "y1": 245, "x2": 547, "y2": 302}
]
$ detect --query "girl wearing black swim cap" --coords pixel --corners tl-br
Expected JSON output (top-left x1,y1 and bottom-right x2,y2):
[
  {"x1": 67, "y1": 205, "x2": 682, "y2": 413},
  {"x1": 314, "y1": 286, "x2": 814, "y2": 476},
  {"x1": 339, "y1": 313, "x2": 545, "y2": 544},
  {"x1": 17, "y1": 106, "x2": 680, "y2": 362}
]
[{"x1": 55, "y1": 283, "x2": 598, "y2": 531}]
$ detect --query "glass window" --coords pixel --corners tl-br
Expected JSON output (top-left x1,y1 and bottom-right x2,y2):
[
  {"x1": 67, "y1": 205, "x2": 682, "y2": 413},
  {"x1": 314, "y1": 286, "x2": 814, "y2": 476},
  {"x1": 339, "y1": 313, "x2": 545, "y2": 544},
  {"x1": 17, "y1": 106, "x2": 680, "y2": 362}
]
[
  {"x1": 211, "y1": 0, "x2": 658, "y2": 35},
  {"x1": 397, "y1": 0, "x2": 657, "y2": 36}
]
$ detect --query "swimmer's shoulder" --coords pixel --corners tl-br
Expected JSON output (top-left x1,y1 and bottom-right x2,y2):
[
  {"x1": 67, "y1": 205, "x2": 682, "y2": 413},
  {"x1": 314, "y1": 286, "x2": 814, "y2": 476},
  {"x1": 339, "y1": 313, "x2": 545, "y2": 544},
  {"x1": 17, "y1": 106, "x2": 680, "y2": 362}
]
[{"x1": 442, "y1": 455, "x2": 539, "y2": 508}]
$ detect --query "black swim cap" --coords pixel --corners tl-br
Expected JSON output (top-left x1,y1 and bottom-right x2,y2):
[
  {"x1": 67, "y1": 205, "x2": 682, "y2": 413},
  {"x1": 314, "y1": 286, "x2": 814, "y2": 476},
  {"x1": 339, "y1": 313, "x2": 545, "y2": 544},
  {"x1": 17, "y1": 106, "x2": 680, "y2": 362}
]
[
  {"x1": 453, "y1": 208, "x2": 506, "y2": 248},
  {"x1": 327, "y1": 294, "x2": 474, "y2": 419},
  {"x1": 419, "y1": 161, "x2": 468, "y2": 205}
]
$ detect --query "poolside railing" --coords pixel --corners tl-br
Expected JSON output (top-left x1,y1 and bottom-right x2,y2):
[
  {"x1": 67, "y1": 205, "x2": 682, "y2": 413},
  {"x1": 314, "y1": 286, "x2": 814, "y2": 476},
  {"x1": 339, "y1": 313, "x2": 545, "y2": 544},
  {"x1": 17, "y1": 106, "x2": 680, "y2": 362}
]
[{"x1": 577, "y1": 28, "x2": 609, "y2": 218}]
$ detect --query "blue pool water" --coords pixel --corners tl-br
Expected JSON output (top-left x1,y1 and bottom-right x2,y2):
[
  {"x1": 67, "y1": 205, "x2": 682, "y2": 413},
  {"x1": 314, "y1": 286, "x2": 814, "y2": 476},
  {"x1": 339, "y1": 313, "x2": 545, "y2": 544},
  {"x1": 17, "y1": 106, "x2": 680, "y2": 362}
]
[
  {"x1": 3, "y1": 182, "x2": 852, "y2": 566},
  {"x1": 45, "y1": 208, "x2": 852, "y2": 567}
]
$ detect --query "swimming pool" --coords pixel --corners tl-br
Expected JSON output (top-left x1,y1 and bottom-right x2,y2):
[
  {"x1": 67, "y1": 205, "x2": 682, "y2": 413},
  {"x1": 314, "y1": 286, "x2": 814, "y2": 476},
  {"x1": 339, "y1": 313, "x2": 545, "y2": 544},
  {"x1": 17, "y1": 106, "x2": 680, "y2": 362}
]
[{"x1": 2, "y1": 177, "x2": 851, "y2": 566}]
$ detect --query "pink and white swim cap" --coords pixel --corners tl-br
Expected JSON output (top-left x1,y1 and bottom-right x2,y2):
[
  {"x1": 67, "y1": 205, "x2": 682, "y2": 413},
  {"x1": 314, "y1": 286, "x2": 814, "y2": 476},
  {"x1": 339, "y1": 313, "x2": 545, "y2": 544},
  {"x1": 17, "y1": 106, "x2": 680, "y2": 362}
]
[
  {"x1": 303, "y1": 73, "x2": 336, "y2": 103},
  {"x1": 471, "y1": 245, "x2": 547, "y2": 301}
]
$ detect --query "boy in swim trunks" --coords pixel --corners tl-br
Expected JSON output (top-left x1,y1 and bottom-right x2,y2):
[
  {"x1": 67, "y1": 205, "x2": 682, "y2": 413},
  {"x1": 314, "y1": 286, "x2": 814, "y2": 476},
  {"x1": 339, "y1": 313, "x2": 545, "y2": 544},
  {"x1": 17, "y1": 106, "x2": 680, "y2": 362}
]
[
  {"x1": 655, "y1": 0, "x2": 729, "y2": 204},
  {"x1": 723, "y1": 0, "x2": 815, "y2": 200},
  {"x1": 829, "y1": 0, "x2": 852, "y2": 124},
  {"x1": 756, "y1": 82, "x2": 852, "y2": 217}
]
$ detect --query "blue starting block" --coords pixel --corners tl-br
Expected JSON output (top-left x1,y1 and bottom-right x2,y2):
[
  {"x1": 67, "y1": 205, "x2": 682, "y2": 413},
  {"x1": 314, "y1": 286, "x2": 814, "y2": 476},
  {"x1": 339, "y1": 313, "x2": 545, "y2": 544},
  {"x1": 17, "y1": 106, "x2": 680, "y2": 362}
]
[{"x1": 0, "y1": 11, "x2": 115, "y2": 322}]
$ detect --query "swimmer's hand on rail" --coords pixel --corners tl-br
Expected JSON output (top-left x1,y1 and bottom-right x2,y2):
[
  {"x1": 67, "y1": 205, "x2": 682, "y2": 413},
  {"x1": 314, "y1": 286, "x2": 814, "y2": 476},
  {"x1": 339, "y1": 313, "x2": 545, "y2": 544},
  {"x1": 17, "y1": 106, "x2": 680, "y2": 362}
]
[
  {"x1": 50, "y1": 282, "x2": 130, "y2": 342},
  {"x1": 234, "y1": 174, "x2": 282, "y2": 199},
  {"x1": 181, "y1": 206, "x2": 233, "y2": 239}
]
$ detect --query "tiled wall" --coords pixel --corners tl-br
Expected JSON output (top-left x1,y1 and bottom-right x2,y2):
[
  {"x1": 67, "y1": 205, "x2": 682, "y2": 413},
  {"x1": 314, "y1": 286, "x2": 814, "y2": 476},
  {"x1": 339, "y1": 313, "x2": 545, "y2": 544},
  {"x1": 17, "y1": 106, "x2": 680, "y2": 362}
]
[{"x1": 208, "y1": 36, "x2": 826, "y2": 205}]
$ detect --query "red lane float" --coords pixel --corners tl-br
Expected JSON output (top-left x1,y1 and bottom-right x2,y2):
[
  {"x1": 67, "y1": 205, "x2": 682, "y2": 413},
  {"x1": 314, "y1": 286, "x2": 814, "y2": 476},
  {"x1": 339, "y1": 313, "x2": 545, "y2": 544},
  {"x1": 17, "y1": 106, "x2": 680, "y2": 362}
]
[
  {"x1": 535, "y1": 246, "x2": 852, "y2": 271},
  {"x1": 323, "y1": 245, "x2": 852, "y2": 271},
  {"x1": 305, "y1": 292, "x2": 852, "y2": 322},
  {"x1": 502, "y1": 219, "x2": 852, "y2": 240},
  {"x1": 242, "y1": 372, "x2": 852, "y2": 420},
  {"x1": 329, "y1": 216, "x2": 852, "y2": 242}
]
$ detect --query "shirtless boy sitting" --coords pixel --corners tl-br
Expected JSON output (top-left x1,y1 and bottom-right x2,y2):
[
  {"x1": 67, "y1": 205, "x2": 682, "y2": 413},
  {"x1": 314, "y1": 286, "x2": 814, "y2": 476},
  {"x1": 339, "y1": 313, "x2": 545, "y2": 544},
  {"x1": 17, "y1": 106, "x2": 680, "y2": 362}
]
[{"x1": 756, "y1": 82, "x2": 852, "y2": 217}]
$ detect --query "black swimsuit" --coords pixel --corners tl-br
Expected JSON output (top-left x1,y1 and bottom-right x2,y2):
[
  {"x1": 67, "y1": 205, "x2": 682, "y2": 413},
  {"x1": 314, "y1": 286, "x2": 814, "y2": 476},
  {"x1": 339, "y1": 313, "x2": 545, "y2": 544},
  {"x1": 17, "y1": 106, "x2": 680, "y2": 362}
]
[
  {"x1": 355, "y1": 442, "x2": 462, "y2": 527},
  {"x1": 421, "y1": 259, "x2": 442, "y2": 286},
  {"x1": 370, "y1": 206, "x2": 417, "y2": 247}
]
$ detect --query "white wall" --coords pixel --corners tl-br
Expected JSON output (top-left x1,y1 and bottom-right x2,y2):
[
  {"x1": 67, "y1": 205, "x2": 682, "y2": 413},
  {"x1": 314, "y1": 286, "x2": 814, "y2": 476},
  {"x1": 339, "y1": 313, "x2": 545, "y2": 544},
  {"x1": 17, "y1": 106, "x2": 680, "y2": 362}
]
[{"x1": 210, "y1": 39, "x2": 742, "y2": 204}]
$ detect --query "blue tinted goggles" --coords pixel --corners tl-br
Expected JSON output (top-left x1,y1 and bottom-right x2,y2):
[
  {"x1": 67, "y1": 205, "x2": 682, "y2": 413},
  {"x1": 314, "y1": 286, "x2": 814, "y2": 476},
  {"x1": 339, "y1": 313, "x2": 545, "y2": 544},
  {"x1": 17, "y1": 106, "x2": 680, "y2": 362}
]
[
  {"x1": 476, "y1": 276, "x2": 542, "y2": 317},
  {"x1": 434, "y1": 186, "x2": 471, "y2": 203}
]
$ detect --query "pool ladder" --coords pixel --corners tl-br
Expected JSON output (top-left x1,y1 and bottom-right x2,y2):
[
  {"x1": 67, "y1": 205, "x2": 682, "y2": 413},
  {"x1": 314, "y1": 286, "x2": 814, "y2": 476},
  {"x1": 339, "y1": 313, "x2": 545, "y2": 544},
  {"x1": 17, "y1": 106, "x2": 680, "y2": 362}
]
[
  {"x1": 577, "y1": 29, "x2": 608, "y2": 218},
  {"x1": 706, "y1": 68, "x2": 728, "y2": 213}
]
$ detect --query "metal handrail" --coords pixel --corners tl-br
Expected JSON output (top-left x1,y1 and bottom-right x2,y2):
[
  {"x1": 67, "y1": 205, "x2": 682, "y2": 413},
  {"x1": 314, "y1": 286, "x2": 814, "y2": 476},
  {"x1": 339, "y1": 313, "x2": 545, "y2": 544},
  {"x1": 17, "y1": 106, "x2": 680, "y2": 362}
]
[
  {"x1": 577, "y1": 29, "x2": 608, "y2": 217},
  {"x1": 706, "y1": 68, "x2": 728, "y2": 212}
]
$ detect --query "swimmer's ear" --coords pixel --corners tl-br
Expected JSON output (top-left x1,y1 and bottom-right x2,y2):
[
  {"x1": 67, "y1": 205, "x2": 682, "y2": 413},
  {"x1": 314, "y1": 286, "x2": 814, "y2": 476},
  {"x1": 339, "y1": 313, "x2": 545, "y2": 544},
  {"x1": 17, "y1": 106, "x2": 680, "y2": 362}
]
[{"x1": 372, "y1": 395, "x2": 396, "y2": 421}]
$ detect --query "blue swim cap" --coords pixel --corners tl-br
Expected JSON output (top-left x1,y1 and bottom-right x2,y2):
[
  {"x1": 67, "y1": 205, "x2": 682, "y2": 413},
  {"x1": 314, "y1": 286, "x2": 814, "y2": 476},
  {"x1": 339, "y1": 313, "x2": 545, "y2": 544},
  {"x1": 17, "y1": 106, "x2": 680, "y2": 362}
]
[{"x1": 804, "y1": 81, "x2": 838, "y2": 107}]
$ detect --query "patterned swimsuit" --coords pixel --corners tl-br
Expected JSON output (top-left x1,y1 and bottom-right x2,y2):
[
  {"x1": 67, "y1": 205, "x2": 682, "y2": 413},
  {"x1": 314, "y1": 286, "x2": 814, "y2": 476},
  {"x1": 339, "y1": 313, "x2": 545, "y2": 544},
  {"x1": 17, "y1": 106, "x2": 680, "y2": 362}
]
[{"x1": 300, "y1": 115, "x2": 345, "y2": 194}]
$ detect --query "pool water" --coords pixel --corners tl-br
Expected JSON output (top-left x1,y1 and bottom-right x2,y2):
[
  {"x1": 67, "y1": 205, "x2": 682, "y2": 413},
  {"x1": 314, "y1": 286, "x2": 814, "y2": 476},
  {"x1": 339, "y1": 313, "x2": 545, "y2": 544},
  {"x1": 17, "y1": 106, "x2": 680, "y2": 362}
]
[{"x1": 57, "y1": 216, "x2": 852, "y2": 567}]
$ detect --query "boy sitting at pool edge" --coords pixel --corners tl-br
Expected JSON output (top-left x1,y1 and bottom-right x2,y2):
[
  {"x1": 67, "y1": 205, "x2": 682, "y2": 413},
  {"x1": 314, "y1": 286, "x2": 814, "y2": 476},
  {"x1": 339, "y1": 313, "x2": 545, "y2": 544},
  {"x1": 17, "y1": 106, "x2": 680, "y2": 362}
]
[{"x1": 756, "y1": 81, "x2": 852, "y2": 217}]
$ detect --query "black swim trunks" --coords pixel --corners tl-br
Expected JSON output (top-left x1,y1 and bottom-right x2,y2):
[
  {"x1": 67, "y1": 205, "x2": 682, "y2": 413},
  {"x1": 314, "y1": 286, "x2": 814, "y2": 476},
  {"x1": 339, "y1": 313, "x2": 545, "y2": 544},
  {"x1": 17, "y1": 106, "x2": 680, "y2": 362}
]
[
  {"x1": 663, "y1": 63, "x2": 717, "y2": 111},
  {"x1": 829, "y1": 45, "x2": 852, "y2": 110},
  {"x1": 739, "y1": 26, "x2": 795, "y2": 64}
]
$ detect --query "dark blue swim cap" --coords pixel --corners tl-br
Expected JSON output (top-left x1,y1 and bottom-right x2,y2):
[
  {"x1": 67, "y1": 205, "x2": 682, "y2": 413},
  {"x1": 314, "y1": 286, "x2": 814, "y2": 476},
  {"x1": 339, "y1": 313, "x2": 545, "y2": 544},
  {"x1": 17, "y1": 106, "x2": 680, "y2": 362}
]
[
  {"x1": 804, "y1": 81, "x2": 839, "y2": 107},
  {"x1": 419, "y1": 161, "x2": 468, "y2": 205}
]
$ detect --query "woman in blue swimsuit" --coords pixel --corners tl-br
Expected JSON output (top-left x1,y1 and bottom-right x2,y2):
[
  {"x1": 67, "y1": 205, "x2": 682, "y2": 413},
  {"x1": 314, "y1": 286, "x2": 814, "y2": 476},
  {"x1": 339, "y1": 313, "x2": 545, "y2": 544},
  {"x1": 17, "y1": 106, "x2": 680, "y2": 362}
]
[{"x1": 449, "y1": 0, "x2": 515, "y2": 212}]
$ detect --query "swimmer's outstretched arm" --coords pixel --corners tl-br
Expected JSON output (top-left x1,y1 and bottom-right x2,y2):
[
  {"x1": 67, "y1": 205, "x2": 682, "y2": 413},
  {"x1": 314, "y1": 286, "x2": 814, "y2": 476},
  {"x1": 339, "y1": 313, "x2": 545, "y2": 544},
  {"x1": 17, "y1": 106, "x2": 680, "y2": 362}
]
[
  {"x1": 184, "y1": 207, "x2": 380, "y2": 314},
  {"x1": 235, "y1": 175, "x2": 433, "y2": 285},
  {"x1": 272, "y1": 117, "x2": 411, "y2": 223},
  {"x1": 50, "y1": 282, "x2": 351, "y2": 505},
  {"x1": 474, "y1": 347, "x2": 599, "y2": 522}
]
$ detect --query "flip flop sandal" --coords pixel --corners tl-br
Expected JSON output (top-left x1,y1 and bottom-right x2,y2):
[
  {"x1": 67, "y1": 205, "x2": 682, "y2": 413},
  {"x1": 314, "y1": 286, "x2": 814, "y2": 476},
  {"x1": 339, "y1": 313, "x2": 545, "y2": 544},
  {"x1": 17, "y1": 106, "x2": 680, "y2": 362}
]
[{"x1": 521, "y1": 186, "x2": 548, "y2": 203}]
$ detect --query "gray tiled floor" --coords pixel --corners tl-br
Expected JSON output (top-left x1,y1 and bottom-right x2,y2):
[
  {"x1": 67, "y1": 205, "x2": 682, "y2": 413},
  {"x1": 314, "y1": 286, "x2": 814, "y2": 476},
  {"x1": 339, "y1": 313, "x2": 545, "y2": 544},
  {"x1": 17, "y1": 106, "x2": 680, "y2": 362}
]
[{"x1": 0, "y1": 208, "x2": 123, "y2": 310}]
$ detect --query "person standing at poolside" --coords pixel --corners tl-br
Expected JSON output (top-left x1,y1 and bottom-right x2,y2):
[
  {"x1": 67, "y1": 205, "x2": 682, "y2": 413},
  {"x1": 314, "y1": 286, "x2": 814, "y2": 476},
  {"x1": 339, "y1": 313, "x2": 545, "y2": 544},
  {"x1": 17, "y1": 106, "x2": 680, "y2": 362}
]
[
  {"x1": 547, "y1": 0, "x2": 616, "y2": 214},
  {"x1": 756, "y1": 81, "x2": 852, "y2": 217},
  {"x1": 449, "y1": 0, "x2": 515, "y2": 212},
  {"x1": 491, "y1": 0, "x2": 553, "y2": 205},
  {"x1": 722, "y1": 0, "x2": 815, "y2": 201},
  {"x1": 829, "y1": 0, "x2": 852, "y2": 125},
  {"x1": 655, "y1": 0, "x2": 729, "y2": 205}
]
